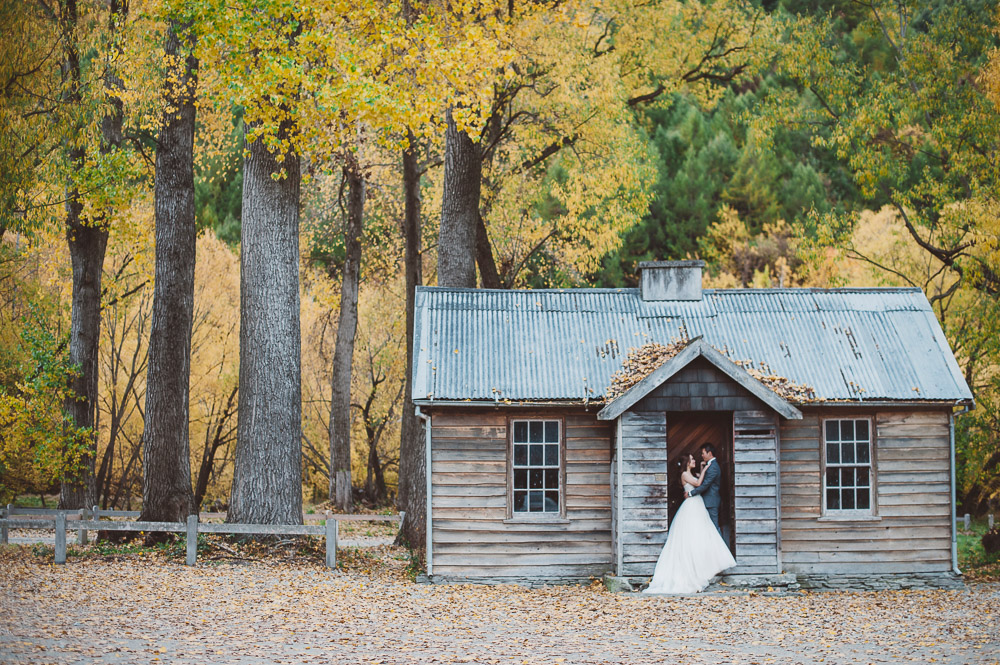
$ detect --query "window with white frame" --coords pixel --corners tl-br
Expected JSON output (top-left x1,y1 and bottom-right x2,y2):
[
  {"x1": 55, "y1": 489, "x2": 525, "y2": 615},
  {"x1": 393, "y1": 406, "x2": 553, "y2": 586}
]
[
  {"x1": 511, "y1": 420, "x2": 561, "y2": 514},
  {"x1": 824, "y1": 418, "x2": 874, "y2": 513}
]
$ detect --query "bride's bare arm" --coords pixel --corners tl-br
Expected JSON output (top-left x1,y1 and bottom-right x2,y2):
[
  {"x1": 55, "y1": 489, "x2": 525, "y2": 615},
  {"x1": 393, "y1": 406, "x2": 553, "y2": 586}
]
[{"x1": 681, "y1": 470, "x2": 702, "y2": 487}]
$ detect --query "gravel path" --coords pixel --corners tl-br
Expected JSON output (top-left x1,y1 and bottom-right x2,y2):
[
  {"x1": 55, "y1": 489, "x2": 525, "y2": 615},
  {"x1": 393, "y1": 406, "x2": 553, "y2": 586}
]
[{"x1": 1, "y1": 548, "x2": 998, "y2": 664}]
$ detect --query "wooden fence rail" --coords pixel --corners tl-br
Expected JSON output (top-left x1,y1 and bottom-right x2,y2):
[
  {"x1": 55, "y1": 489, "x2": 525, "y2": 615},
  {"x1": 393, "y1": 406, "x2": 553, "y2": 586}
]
[
  {"x1": 954, "y1": 513, "x2": 995, "y2": 530},
  {"x1": 1, "y1": 505, "x2": 399, "y2": 521},
  {"x1": 0, "y1": 506, "x2": 403, "y2": 570}
]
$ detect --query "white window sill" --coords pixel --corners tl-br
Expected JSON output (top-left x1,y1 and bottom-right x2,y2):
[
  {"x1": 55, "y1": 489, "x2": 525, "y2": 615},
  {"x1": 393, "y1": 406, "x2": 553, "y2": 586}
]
[
  {"x1": 818, "y1": 514, "x2": 881, "y2": 522},
  {"x1": 504, "y1": 516, "x2": 570, "y2": 525}
]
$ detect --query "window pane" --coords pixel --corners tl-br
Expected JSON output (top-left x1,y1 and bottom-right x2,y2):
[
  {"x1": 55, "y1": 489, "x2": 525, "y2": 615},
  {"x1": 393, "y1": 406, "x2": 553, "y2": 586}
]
[
  {"x1": 826, "y1": 468, "x2": 839, "y2": 488},
  {"x1": 529, "y1": 491, "x2": 544, "y2": 512},
  {"x1": 544, "y1": 491, "x2": 559, "y2": 512},
  {"x1": 857, "y1": 467, "x2": 870, "y2": 487},
  {"x1": 514, "y1": 444, "x2": 527, "y2": 466},
  {"x1": 545, "y1": 444, "x2": 559, "y2": 466},
  {"x1": 842, "y1": 420, "x2": 855, "y2": 441},
  {"x1": 514, "y1": 421, "x2": 528, "y2": 442},
  {"x1": 826, "y1": 420, "x2": 840, "y2": 442},
  {"x1": 827, "y1": 443, "x2": 840, "y2": 464},
  {"x1": 513, "y1": 491, "x2": 527, "y2": 512},
  {"x1": 529, "y1": 469, "x2": 543, "y2": 489},
  {"x1": 529, "y1": 422, "x2": 544, "y2": 443},
  {"x1": 856, "y1": 420, "x2": 870, "y2": 441},
  {"x1": 545, "y1": 421, "x2": 559, "y2": 442},
  {"x1": 843, "y1": 489, "x2": 856, "y2": 510},
  {"x1": 544, "y1": 469, "x2": 559, "y2": 489},
  {"x1": 827, "y1": 489, "x2": 840, "y2": 510},
  {"x1": 529, "y1": 445, "x2": 543, "y2": 466},
  {"x1": 857, "y1": 488, "x2": 870, "y2": 510},
  {"x1": 856, "y1": 441, "x2": 870, "y2": 464},
  {"x1": 842, "y1": 442, "x2": 855, "y2": 464},
  {"x1": 514, "y1": 469, "x2": 528, "y2": 489},
  {"x1": 842, "y1": 467, "x2": 855, "y2": 488}
]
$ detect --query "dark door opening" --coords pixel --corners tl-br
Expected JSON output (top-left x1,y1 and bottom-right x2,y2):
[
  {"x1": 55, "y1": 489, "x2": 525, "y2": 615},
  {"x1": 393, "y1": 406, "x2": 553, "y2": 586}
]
[{"x1": 666, "y1": 411, "x2": 735, "y2": 551}]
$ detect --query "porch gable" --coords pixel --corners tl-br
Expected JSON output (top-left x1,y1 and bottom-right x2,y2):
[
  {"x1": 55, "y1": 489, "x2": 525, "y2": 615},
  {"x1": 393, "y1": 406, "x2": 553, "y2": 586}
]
[
  {"x1": 609, "y1": 344, "x2": 788, "y2": 577},
  {"x1": 598, "y1": 338, "x2": 803, "y2": 421}
]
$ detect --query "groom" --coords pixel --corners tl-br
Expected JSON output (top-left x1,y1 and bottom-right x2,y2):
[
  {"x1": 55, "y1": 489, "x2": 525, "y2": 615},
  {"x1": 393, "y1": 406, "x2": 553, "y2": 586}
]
[{"x1": 685, "y1": 443, "x2": 722, "y2": 535}]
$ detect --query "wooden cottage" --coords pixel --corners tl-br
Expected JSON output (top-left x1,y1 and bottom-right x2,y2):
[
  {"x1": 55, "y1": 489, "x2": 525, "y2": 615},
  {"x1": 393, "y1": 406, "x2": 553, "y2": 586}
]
[{"x1": 411, "y1": 261, "x2": 974, "y2": 588}]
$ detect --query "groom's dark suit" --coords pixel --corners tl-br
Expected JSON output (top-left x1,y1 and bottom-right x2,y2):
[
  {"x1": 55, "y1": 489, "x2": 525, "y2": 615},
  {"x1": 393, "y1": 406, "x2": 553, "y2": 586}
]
[{"x1": 689, "y1": 458, "x2": 722, "y2": 535}]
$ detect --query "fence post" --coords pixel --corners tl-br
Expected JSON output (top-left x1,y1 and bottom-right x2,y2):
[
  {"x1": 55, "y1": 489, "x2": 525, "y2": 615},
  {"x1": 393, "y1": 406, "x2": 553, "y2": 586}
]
[
  {"x1": 964, "y1": 513, "x2": 971, "y2": 530},
  {"x1": 990, "y1": 514, "x2": 995, "y2": 530},
  {"x1": 55, "y1": 512, "x2": 67, "y2": 564},
  {"x1": 325, "y1": 512, "x2": 337, "y2": 570},
  {"x1": 2, "y1": 504, "x2": 11, "y2": 545},
  {"x1": 186, "y1": 514, "x2": 198, "y2": 566},
  {"x1": 77, "y1": 508, "x2": 88, "y2": 546}
]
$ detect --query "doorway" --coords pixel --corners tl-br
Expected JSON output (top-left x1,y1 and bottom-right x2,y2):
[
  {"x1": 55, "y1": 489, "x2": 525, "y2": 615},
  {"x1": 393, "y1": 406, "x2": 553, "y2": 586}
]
[{"x1": 666, "y1": 411, "x2": 735, "y2": 551}]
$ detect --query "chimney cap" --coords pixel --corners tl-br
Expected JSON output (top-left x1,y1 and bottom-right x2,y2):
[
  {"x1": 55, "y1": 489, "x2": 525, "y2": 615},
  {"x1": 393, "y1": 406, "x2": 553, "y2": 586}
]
[{"x1": 638, "y1": 260, "x2": 706, "y2": 269}]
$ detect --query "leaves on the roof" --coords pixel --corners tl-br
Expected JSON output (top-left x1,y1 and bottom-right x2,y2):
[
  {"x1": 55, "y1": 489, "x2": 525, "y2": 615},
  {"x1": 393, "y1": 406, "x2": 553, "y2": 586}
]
[
  {"x1": 730, "y1": 359, "x2": 821, "y2": 403},
  {"x1": 605, "y1": 341, "x2": 822, "y2": 403},
  {"x1": 606, "y1": 340, "x2": 688, "y2": 401}
]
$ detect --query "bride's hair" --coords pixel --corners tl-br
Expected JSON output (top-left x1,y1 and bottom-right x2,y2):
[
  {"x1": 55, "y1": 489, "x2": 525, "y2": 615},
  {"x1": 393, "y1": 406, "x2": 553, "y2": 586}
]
[{"x1": 674, "y1": 454, "x2": 694, "y2": 471}]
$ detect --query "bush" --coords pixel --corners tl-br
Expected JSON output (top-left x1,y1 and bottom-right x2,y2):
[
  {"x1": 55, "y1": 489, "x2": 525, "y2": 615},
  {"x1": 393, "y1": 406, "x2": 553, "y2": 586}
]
[{"x1": 983, "y1": 529, "x2": 1000, "y2": 555}]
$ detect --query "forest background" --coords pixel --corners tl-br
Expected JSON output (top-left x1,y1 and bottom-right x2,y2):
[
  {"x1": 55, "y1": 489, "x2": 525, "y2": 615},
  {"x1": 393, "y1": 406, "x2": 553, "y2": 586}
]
[{"x1": 1, "y1": 0, "x2": 998, "y2": 549}]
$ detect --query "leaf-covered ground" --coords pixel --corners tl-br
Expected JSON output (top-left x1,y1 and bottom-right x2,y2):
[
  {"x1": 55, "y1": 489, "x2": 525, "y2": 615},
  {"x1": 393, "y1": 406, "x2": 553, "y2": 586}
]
[{"x1": 1, "y1": 544, "x2": 998, "y2": 665}]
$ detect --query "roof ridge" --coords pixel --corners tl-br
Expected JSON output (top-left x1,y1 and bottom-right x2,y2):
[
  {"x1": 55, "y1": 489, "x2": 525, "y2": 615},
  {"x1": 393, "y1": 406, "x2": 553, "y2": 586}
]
[{"x1": 415, "y1": 285, "x2": 926, "y2": 295}]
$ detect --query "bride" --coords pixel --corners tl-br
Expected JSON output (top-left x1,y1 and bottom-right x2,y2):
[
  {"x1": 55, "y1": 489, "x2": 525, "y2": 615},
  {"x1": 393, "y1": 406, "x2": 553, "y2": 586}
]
[{"x1": 642, "y1": 453, "x2": 736, "y2": 594}]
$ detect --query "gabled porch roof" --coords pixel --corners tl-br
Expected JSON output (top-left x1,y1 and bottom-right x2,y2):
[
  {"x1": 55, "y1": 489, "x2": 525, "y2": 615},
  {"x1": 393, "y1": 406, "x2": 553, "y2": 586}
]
[{"x1": 596, "y1": 338, "x2": 804, "y2": 421}]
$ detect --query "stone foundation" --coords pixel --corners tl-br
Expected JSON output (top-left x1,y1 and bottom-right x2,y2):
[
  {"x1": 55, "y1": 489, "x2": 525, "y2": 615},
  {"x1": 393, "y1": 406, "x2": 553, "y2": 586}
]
[
  {"x1": 604, "y1": 571, "x2": 964, "y2": 593},
  {"x1": 795, "y1": 572, "x2": 964, "y2": 591}
]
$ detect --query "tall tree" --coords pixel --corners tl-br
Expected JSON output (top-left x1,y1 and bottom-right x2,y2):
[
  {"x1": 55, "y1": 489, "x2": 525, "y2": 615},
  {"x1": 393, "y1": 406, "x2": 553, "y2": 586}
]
[
  {"x1": 770, "y1": 0, "x2": 999, "y2": 297},
  {"x1": 433, "y1": 0, "x2": 763, "y2": 290},
  {"x1": 61, "y1": 0, "x2": 128, "y2": 509},
  {"x1": 229, "y1": 111, "x2": 303, "y2": 524},
  {"x1": 228, "y1": 101, "x2": 303, "y2": 523},
  {"x1": 438, "y1": 111, "x2": 481, "y2": 288},
  {"x1": 396, "y1": 131, "x2": 425, "y2": 548},
  {"x1": 329, "y1": 159, "x2": 365, "y2": 511},
  {"x1": 139, "y1": 19, "x2": 199, "y2": 524}
]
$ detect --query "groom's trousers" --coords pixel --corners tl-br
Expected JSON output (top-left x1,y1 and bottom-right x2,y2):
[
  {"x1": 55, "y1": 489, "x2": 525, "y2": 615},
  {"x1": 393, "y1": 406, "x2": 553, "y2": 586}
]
[{"x1": 706, "y1": 505, "x2": 722, "y2": 536}]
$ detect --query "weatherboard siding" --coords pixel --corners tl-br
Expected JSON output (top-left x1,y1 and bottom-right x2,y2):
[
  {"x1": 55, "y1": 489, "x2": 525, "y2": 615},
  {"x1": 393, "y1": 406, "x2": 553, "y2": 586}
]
[
  {"x1": 779, "y1": 408, "x2": 953, "y2": 575},
  {"x1": 730, "y1": 410, "x2": 781, "y2": 574},
  {"x1": 617, "y1": 411, "x2": 669, "y2": 577},
  {"x1": 429, "y1": 409, "x2": 614, "y2": 581}
]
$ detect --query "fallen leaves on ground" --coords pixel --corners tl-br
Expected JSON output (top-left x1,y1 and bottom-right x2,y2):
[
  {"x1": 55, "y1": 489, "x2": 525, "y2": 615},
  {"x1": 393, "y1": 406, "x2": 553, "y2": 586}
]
[{"x1": 1, "y1": 546, "x2": 998, "y2": 664}]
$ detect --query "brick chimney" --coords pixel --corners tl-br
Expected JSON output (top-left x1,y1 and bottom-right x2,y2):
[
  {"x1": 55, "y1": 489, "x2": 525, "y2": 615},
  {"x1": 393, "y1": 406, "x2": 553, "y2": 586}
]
[{"x1": 638, "y1": 260, "x2": 704, "y2": 301}]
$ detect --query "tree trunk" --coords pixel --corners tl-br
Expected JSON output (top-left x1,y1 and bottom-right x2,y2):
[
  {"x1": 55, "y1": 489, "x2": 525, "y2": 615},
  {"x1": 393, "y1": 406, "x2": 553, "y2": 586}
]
[
  {"x1": 396, "y1": 134, "x2": 426, "y2": 548},
  {"x1": 61, "y1": 195, "x2": 107, "y2": 509},
  {"x1": 438, "y1": 109, "x2": 480, "y2": 288},
  {"x1": 328, "y1": 161, "x2": 364, "y2": 512},
  {"x1": 59, "y1": 0, "x2": 116, "y2": 510},
  {"x1": 140, "y1": 21, "x2": 198, "y2": 525},
  {"x1": 228, "y1": 117, "x2": 303, "y2": 525},
  {"x1": 476, "y1": 214, "x2": 502, "y2": 288}
]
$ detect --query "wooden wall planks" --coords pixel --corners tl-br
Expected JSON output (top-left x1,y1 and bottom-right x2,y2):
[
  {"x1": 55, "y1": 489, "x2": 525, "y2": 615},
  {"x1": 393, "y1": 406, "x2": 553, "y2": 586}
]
[
  {"x1": 429, "y1": 408, "x2": 614, "y2": 581},
  {"x1": 778, "y1": 408, "x2": 953, "y2": 575}
]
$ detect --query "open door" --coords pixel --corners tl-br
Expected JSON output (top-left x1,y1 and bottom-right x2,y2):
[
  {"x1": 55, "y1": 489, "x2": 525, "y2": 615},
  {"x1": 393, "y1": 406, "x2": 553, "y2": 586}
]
[{"x1": 666, "y1": 411, "x2": 735, "y2": 551}]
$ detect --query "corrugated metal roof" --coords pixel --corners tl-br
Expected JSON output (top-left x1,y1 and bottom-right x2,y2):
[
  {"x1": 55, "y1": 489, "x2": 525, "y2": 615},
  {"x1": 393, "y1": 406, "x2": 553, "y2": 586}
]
[{"x1": 411, "y1": 287, "x2": 974, "y2": 404}]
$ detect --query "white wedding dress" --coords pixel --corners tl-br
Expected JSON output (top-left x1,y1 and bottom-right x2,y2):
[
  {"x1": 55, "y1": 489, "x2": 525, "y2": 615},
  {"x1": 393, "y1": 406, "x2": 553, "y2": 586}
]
[{"x1": 642, "y1": 482, "x2": 737, "y2": 594}]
